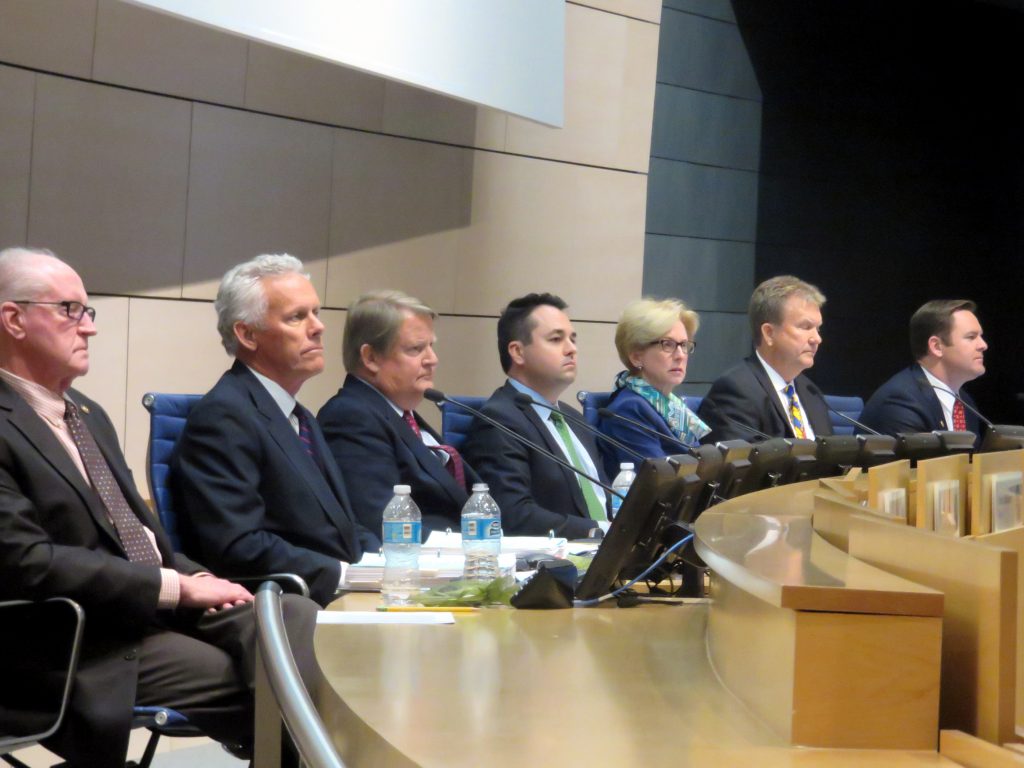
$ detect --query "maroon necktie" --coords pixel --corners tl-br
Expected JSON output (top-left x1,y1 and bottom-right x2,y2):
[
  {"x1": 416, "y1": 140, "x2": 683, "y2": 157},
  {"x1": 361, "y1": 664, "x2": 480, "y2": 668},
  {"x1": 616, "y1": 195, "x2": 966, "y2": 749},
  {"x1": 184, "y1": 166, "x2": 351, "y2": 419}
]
[
  {"x1": 65, "y1": 402, "x2": 162, "y2": 566},
  {"x1": 403, "y1": 410, "x2": 466, "y2": 490},
  {"x1": 952, "y1": 399, "x2": 967, "y2": 431}
]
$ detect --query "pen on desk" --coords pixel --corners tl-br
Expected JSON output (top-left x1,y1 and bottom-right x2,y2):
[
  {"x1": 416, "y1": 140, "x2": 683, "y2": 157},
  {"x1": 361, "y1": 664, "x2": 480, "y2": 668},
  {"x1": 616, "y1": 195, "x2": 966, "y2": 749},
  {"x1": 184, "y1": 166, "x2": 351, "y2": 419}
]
[{"x1": 376, "y1": 606, "x2": 479, "y2": 613}]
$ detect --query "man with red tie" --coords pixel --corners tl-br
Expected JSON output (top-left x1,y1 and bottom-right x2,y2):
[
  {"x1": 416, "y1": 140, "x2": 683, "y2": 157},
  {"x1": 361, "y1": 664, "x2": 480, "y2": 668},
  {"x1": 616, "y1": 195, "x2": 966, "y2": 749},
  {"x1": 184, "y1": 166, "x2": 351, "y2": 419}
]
[
  {"x1": 861, "y1": 299, "x2": 987, "y2": 440},
  {"x1": 318, "y1": 290, "x2": 480, "y2": 537}
]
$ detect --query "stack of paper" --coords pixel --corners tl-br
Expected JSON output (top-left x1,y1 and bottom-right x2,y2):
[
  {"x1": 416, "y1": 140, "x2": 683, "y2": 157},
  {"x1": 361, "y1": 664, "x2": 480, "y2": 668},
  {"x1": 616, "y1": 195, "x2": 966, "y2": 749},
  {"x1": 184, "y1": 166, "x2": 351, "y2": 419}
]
[{"x1": 343, "y1": 551, "x2": 517, "y2": 591}]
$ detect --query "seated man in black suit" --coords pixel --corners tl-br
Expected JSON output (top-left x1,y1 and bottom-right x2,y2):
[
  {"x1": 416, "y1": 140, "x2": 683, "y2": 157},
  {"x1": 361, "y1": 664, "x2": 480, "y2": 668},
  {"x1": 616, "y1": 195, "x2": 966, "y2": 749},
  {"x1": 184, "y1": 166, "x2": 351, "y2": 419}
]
[
  {"x1": 461, "y1": 293, "x2": 606, "y2": 538},
  {"x1": 0, "y1": 247, "x2": 318, "y2": 767},
  {"x1": 860, "y1": 299, "x2": 987, "y2": 439},
  {"x1": 698, "y1": 275, "x2": 832, "y2": 442},
  {"x1": 318, "y1": 291, "x2": 480, "y2": 537},
  {"x1": 172, "y1": 254, "x2": 378, "y2": 607}
]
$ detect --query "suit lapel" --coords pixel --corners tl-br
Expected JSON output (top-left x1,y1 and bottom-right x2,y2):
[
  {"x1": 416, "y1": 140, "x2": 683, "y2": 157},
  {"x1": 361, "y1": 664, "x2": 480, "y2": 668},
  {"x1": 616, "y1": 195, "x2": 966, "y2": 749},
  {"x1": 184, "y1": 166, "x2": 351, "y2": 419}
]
[
  {"x1": 0, "y1": 385, "x2": 123, "y2": 552},
  {"x1": 912, "y1": 366, "x2": 949, "y2": 430},
  {"x1": 746, "y1": 357, "x2": 792, "y2": 436},
  {"x1": 238, "y1": 369, "x2": 355, "y2": 536}
]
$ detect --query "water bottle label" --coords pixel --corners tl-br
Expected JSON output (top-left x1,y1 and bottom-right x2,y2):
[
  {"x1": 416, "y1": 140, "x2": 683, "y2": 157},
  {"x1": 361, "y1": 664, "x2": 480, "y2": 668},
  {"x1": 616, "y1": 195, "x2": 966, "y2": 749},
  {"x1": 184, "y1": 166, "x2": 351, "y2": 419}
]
[
  {"x1": 463, "y1": 517, "x2": 501, "y2": 540},
  {"x1": 611, "y1": 496, "x2": 624, "y2": 515},
  {"x1": 383, "y1": 520, "x2": 421, "y2": 544}
]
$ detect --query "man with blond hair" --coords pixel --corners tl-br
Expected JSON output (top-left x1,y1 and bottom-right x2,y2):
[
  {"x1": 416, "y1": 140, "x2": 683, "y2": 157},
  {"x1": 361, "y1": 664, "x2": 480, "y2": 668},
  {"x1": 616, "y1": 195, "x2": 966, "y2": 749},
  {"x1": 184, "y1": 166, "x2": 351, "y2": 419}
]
[{"x1": 698, "y1": 275, "x2": 833, "y2": 442}]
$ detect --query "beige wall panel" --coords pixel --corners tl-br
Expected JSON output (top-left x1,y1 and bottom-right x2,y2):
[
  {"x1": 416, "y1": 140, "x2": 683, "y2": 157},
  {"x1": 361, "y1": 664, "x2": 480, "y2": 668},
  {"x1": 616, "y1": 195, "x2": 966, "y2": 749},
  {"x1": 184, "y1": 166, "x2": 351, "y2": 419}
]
[
  {"x1": 122, "y1": 299, "x2": 348, "y2": 486},
  {"x1": 93, "y1": 0, "x2": 247, "y2": 105},
  {"x1": 0, "y1": 0, "x2": 96, "y2": 77},
  {"x1": 454, "y1": 152, "x2": 645, "y2": 321},
  {"x1": 382, "y1": 80, "x2": 506, "y2": 151},
  {"x1": 571, "y1": 319, "x2": 621, "y2": 401},
  {"x1": 571, "y1": 0, "x2": 661, "y2": 23},
  {"x1": 29, "y1": 76, "x2": 190, "y2": 298},
  {"x1": 182, "y1": 104, "x2": 333, "y2": 300},
  {"x1": 83, "y1": 295, "x2": 130, "y2": 452},
  {"x1": 245, "y1": 43, "x2": 385, "y2": 131},
  {"x1": 505, "y1": 4, "x2": 659, "y2": 173},
  {"x1": 0, "y1": 65, "x2": 33, "y2": 248},
  {"x1": 326, "y1": 130, "x2": 473, "y2": 312}
]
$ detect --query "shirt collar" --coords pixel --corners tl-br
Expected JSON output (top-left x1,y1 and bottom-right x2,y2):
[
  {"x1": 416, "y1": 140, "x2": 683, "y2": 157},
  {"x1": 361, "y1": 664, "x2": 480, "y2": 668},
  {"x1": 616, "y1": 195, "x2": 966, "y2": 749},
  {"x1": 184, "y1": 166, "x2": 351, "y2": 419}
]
[
  {"x1": 507, "y1": 377, "x2": 558, "y2": 421},
  {"x1": 755, "y1": 350, "x2": 791, "y2": 392},
  {"x1": 920, "y1": 365, "x2": 957, "y2": 412},
  {"x1": 247, "y1": 366, "x2": 297, "y2": 420},
  {"x1": 353, "y1": 375, "x2": 405, "y2": 416},
  {"x1": 0, "y1": 367, "x2": 70, "y2": 426}
]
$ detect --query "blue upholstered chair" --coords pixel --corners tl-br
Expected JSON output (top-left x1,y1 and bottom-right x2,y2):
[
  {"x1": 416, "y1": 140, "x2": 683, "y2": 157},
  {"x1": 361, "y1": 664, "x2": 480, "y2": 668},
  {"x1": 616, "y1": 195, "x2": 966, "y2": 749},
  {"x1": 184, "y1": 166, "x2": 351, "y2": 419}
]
[
  {"x1": 823, "y1": 394, "x2": 865, "y2": 436},
  {"x1": 438, "y1": 396, "x2": 486, "y2": 450}
]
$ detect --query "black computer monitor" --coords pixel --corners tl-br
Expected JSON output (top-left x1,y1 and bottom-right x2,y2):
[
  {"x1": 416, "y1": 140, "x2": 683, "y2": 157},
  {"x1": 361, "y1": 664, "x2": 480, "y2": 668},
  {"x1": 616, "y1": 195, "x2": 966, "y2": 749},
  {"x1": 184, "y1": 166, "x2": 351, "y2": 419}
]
[
  {"x1": 936, "y1": 430, "x2": 976, "y2": 456},
  {"x1": 979, "y1": 424, "x2": 1024, "y2": 453},
  {"x1": 686, "y1": 443, "x2": 725, "y2": 518},
  {"x1": 894, "y1": 432, "x2": 945, "y2": 465},
  {"x1": 781, "y1": 438, "x2": 820, "y2": 484},
  {"x1": 856, "y1": 434, "x2": 898, "y2": 467},
  {"x1": 713, "y1": 439, "x2": 753, "y2": 500},
  {"x1": 574, "y1": 457, "x2": 686, "y2": 601},
  {"x1": 738, "y1": 438, "x2": 793, "y2": 494}
]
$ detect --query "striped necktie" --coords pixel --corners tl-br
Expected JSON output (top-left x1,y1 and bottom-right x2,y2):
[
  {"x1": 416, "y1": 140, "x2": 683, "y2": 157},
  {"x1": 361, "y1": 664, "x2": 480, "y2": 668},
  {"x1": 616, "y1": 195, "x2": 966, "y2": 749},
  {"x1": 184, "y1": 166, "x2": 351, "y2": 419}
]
[
  {"x1": 785, "y1": 383, "x2": 806, "y2": 439},
  {"x1": 403, "y1": 410, "x2": 466, "y2": 491}
]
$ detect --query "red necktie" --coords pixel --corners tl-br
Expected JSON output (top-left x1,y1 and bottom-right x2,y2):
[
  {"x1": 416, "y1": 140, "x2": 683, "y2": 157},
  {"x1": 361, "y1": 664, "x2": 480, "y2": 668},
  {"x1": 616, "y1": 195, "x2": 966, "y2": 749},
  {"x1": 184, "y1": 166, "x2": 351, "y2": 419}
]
[
  {"x1": 403, "y1": 411, "x2": 466, "y2": 490},
  {"x1": 952, "y1": 399, "x2": 966, "y2": 431}
]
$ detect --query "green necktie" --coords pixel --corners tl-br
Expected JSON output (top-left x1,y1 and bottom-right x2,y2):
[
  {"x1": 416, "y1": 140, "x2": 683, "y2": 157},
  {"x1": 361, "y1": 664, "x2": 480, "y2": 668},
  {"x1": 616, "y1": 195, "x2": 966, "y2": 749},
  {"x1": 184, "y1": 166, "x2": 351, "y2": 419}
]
[{"x1": 549, "y1": 411, "x2": 606, "y2": 521}]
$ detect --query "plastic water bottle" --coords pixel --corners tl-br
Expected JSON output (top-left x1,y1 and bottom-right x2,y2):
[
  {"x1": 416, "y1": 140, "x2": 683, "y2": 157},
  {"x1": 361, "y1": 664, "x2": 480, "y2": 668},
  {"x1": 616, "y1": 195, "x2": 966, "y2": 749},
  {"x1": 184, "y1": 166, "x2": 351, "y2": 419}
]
[
  {"x1": 381, "y1": 485, "x2": 421, "y2": 606},
  {"x1": 462, "y1": 483, "x2": 501, "y2": 582},
  {"x1": 610, "y1": 462, "x2": 636, "y2": 519}
]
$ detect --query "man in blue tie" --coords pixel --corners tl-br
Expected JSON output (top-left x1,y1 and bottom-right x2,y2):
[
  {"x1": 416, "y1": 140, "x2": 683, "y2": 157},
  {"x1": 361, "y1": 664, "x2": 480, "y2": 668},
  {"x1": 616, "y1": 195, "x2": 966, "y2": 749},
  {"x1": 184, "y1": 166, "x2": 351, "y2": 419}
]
[
  {"x1": 698, "y1": 275, "x2": 833, "y2": 443},
  {"x1": 171, "y1": 254, "x2": 378, "y2": 606}
]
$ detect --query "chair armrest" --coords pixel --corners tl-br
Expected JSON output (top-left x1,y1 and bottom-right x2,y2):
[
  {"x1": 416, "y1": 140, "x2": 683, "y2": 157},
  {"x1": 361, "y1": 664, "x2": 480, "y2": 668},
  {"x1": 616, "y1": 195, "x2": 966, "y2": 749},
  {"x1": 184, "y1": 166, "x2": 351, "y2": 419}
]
[{"x1": 231, "y1": 573, "x2": 310, "y2": 599}]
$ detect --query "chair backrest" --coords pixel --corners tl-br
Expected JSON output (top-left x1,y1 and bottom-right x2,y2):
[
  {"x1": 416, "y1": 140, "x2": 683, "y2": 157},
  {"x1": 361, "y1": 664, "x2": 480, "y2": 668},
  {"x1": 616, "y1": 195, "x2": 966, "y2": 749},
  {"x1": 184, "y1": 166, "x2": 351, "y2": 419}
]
[
  {"x1": 684, "y1": 395, "x2": 703, "y2": 413},
  {"x1": 823, "y1": 394, "x2": 865, "y2": 436},
  {"x1": 0, "y1": 598, "x2": 84, "y2": 754},
  {"x1": 576, "y1": 390, "x2": 612, "y2": 426},
  {"x1": 439, "y1": 396, "x2": 486, "y2": 450},
  {"x1": 142, "y1": 392, "x2": 203, "y2": 551}
]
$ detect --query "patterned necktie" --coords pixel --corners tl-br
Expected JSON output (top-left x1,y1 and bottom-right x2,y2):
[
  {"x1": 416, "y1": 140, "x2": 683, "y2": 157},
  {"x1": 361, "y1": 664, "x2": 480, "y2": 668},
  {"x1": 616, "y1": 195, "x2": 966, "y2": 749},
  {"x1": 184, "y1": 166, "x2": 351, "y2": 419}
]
[
  {"x1": 64, "y1": 402, "x2": 162, "y2": 566},
  {"x1": 549, "y1": 411, "x2": 606, "y2": 521},
  {"x1": 403, "y1": 410, "x2": 466, "y2": 491},
  {"x1": 785, "y1": 383, "x2": 806, "y2": 439},
  {"x1": 952, "y1": 399, "x2": 967, "y2": 431},
  {"x1": 294, "y1": 406, "x2": 319, "y2": 461}
]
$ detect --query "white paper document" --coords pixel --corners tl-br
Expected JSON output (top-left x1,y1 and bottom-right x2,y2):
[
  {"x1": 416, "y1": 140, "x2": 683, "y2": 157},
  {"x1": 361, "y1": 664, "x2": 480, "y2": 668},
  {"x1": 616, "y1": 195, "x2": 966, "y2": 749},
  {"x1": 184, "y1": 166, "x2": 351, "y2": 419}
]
[{"x1": 316, "y1": 611, "x2": 455, "y2": 625}]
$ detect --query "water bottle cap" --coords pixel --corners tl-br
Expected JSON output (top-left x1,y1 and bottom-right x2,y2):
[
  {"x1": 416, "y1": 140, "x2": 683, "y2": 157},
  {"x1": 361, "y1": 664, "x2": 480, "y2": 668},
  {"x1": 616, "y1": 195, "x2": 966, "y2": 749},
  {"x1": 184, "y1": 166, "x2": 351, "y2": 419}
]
[
  {"x1": 471, "y1": 483, "x2": 489, "y2": 492},
  {"x1": 620, "y1": 463, "x2": 634, "y2": 470},
  {"x1": 393, "y1": 484, "x2": 411, "y2": 494}
]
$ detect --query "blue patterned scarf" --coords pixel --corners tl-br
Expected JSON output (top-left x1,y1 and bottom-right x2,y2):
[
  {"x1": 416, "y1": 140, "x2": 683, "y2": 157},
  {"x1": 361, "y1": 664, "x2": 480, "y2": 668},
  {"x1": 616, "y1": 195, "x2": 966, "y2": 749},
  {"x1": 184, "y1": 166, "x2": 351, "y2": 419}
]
[{"x1": 615, "y1": 371, "x2": 710, "y2": 446}]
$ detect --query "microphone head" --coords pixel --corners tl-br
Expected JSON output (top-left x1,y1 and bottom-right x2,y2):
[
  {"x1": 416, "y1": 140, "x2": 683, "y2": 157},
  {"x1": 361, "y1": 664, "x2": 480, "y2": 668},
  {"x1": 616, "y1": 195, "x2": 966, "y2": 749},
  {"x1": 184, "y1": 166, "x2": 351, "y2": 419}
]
[
  {"x1": 423, "y1": 388, "x2": 446, "y2": 404},
  {"x1": 597, "y1": 407, "x2": 614, "y2": 418}
]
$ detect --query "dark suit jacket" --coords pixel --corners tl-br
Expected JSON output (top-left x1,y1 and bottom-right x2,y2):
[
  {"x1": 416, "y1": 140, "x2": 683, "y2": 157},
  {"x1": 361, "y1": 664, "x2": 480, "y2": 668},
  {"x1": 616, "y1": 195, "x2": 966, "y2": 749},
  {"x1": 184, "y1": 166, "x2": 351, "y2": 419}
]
[
  {"x1": 460, "y1": 382, "x2": 603, "y2": 539},
  {"x1": 696, "y1": 355, "x2": 832, "y2": 443},
  {"x1": 317, "y1": 374, "x2": 480, "y2": 537},
  {"x1": 859, "y1": 364, "x2": 982, "y2": 440},
  {"x1": 597, "y1": 387, "x2": 688, "y2": 478},
  {"x1": 0, "y1": 381, "x2": 205, "y2": 763},
  {"x1": 171, "y1": 362, "x2": 376, "y2": 606}
]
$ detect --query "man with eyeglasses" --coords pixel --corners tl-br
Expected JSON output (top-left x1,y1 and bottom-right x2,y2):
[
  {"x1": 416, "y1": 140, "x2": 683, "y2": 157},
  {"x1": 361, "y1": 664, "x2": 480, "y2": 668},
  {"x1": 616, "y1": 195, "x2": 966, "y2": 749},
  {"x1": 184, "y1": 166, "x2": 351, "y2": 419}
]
[
  {"x1": 0, "y1": 247, "x2": 318, "y2": 767},
  {"x1": 698, "y1": 275, "x2": 833, "y2": 442},
  {"x1": 461, "y1": 293, "x2": 607, "y2": 537}
]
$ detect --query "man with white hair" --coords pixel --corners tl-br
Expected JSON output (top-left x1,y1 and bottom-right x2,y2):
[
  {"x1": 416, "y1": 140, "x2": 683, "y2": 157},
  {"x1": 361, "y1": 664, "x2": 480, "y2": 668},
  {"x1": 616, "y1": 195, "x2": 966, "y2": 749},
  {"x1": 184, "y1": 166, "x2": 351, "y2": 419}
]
[
  {"x1": 172, "y1": 254, "x2": 377, "y2": 607},
  {"x1": 0, "y1": 247, "x2": 316, "y2": 766}
]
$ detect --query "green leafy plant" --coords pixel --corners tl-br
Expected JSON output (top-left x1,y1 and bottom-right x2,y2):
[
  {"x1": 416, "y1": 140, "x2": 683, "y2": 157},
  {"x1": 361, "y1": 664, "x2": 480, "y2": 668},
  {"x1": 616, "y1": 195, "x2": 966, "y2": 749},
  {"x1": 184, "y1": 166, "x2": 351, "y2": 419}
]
[{"x1": 413, "y1": 577, "x2": 520, "y2": 607}]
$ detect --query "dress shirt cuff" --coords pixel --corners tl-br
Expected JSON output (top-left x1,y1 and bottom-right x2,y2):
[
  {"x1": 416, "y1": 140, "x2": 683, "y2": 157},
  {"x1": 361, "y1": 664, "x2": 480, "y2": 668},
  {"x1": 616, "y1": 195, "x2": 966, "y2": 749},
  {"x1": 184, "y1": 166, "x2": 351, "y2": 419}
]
[
  {"x1": 338, "y1": 561, "x2": 349, "y2": 589},
  {"x1": 158, "y1": 568, "x2": 181, "y2": 609}
]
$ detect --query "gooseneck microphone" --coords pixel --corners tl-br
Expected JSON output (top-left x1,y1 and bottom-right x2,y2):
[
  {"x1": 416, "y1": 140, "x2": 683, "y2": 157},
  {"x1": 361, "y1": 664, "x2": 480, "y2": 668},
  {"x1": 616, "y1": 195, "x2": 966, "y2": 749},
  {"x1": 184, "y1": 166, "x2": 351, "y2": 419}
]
[
  {"x1": 423, "y1": 389, "x2": 624, "y2": 500},
  {"x1": 918, "y1": 380, "x2": 994, "y2": 428},
  {"x1": 803, "y1": 383, "x2": 883, "y2": 436},
  {"x1": 595, "y1": 407, "x2": 696, "y2": 453},
  {"x1": 510, "y1": 393, "x2": 646, "y2": 462}
]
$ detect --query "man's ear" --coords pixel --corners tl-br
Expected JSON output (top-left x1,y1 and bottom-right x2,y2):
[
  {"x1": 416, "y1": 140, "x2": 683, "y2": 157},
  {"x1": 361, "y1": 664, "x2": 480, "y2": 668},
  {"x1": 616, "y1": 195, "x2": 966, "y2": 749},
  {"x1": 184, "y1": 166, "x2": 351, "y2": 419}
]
[
  {"x1": 927, "y1": 334, "x2": 944, "y2": 358},
  {"x1": 0, "y1": 302, "x2": 27, "y2": 340},
  {"x1": 507, "y1": 340, "x2": 525, "y2": 368},
  {"x1": 234, "y1": 321, "x2": 258, "y2": 353},
  {"x1": 760, "y1": 322, "x2": 775, "y2": 347},
  {"x1": 359, "y1": 343, "x2": 380, "y2": 374}
]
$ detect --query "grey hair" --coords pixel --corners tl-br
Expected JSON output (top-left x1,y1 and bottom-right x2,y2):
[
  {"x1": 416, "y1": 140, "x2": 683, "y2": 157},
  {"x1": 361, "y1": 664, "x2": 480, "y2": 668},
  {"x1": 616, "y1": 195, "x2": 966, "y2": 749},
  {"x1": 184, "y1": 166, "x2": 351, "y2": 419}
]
[
  {"x1": 0, "y1": 246, "x2": 62, "y2": 301},
  {"x1": 343, "y1": 290, "x2": 436, "y2": 372},
  {"x1": 215, "y1": 254, "x2": 309, "y2": 355}
]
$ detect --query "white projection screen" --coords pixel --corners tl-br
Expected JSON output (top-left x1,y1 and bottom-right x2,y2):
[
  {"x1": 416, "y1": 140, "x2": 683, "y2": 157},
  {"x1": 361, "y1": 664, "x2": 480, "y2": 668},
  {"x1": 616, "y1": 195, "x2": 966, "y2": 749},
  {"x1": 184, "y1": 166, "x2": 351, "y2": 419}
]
[{"x1": 121, "y1": 0, "x2": 565, "y2": 127}]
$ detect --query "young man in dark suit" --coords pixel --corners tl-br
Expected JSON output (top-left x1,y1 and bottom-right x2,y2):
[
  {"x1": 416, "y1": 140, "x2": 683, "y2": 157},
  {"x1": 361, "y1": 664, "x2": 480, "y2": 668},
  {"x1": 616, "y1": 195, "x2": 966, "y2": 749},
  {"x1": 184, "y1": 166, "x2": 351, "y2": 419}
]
[
  {"x1": 0, "y1": 247, "x2": 317, "y2": 766},
  {"x1": 461, "y1": 293, "x2": 606, "y2": 538},
  {"x1": 172, "y1": 254, "x2": 378, "y2": 607},
  {"x1": 860, "y1": 299, "x2": 987, "y2": 440},
  {"x1": 698, "y1": 275, "x2": 833, "y2": 443}
]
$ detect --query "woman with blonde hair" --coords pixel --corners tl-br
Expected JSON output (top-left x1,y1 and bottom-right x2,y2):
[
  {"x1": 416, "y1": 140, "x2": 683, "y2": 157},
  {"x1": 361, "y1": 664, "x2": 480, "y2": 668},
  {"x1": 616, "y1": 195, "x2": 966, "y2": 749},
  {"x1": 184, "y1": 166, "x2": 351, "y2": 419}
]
[{"x1": 597, "y1": 297, "x2": 710, "y2": 475}]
